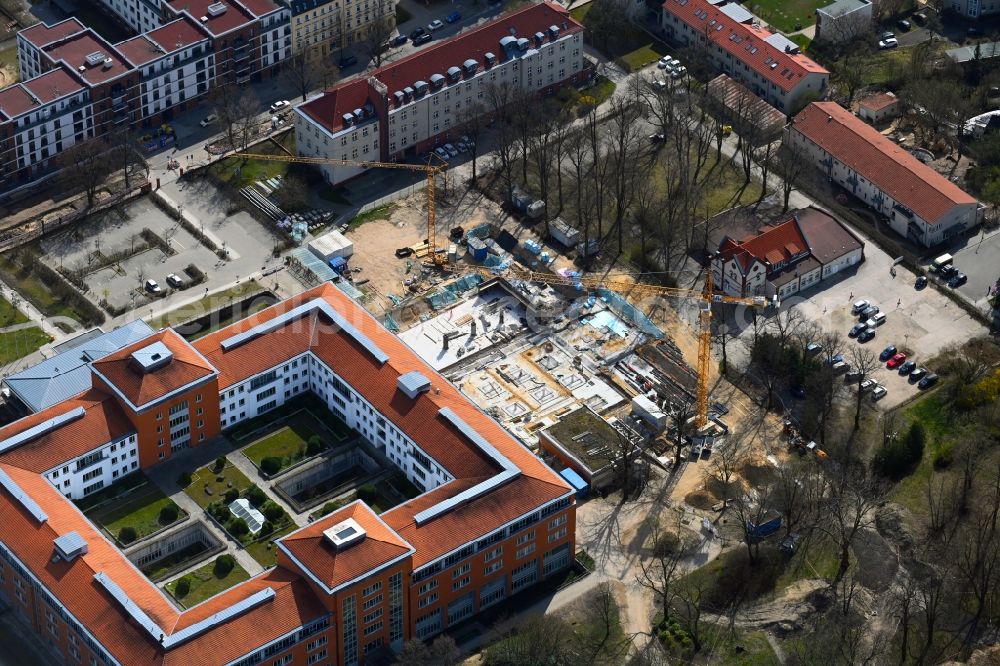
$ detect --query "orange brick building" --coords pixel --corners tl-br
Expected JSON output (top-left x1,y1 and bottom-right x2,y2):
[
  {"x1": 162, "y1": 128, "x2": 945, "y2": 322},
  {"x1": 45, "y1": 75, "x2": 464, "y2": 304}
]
[{"x1": 0, "y1": 283, "x2": 576, "y2": 665}]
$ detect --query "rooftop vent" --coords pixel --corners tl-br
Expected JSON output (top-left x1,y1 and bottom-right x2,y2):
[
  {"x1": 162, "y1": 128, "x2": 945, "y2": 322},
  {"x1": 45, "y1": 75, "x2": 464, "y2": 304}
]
[
  {"x1": 516, "y1": 37, "x2": 529, "y2": 51},
  {"x1": 200, "y1": 16, "x2": 208, "y2": 22},
  {"x1": 548, "y1": 25, "x2": 560, "y2": 39},
  {"x1": 342, "y1": 112, "x2": 354, "y2": 126},
  {"x1": 130, "y1": 341, "x2": 173, "y2": 374},
  {"x1": 484, "y1": 52, "x2": 496, "y2": 67},
  {"x1": 463, "y1": 58, "x2": 478, "y2": 75},
  {"x1": 323, "y1": 517, "x2": 366, "y2": 549},
  {"x1": 353, "y1": 107, "x2": 363, "y2": 118},
  {"x1": 403, "y1": 86, "x2": 414, "y2": 100},
  {"x1": 413, "y1": 80, "x2": 428, "y2": 96},
  {"x1": 207, "y1": 2, "x2": 227, "y2": 17},
  {"x1": 393, "y1": 90, "x2": 405, "y2": 106},
  {"x1": 397, "y1": 370, "x2": 431, "y2": 399},
  {"x1": 429, "y1": 73, "x2": 445, "y2": 88},
  {"x1": 53, "y1": 531, "x2": 88, "y2": 563},
  {"x1": 534, "y1": 31, "x2": 545, "y2": 46},
  {"x1": 78, "y1": 65, "x2": 86, "y2": 73},
  {"x1": 85, "y1": 52, "x2": 106, "y2": 67},
  {"x1": 499, "y1": 35, "x2": 517, "y2": 52},
  {"x1": 446, "y1": 66, "x2": 461, "y2": 82},
  {"x1": 102, "y1": 58, "x2": 113, "y2": 70}
]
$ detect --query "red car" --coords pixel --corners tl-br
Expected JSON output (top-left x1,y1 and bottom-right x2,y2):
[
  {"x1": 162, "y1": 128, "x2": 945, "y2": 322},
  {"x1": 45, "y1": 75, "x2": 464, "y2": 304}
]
[{"x1": 887, "y1": 352, "x2": 907, "y2": 368}]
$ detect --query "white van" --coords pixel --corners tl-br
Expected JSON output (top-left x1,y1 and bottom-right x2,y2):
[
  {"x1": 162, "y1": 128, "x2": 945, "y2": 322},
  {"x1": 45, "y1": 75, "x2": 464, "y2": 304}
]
[
  {"x1": 866, "y1": 312, "x2": 887, "y2": 327},
  {"x1": 930, "y1": 253, "x2": 953, "y2": 272}
]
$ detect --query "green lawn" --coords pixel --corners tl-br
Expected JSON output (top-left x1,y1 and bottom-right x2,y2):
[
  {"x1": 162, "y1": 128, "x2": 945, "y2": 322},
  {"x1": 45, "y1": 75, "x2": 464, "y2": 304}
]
[
  {"x1": 87, "y1": 481, "x2": 185, "y2": 543},
  {"x1": 0, "y1": 327, "x2": 50, "y2": 363},
  {"x1": 746, "y1": 0, "x2": 827, "y2": 32},
  {"x1": 146, "y1": 280, "x2": 264, "y2": 330},
  {"x1": 211, "y1": 132, "x2": 297, "y2": 189},
  {"x1": 243, "y1": 425, "x2": 313, "y2": 468},
  {"x1": 166, "y1": 560, "x2": 250, "y2": 608},
  {"x1": 571, "y1": 3, "x2": 672, "y2": 72},
  {"x1": 0, "y1": 256, "x2": 95, "y2": 326},
  {"x1": 185, "y1": 463, "x2": 254, "y2": 510},
  {"x1": 0, "y1": 296, "x2": 28, "y2": 327},
  {"x1": 588, "y1": 75, "x2": 617, "y2": 106},
  {"x1": 245, "y1": 525, "x2": 297, "y2": 569},
  {"x1": 349, "y1": 204, "x2": 396, "y2": 228}
]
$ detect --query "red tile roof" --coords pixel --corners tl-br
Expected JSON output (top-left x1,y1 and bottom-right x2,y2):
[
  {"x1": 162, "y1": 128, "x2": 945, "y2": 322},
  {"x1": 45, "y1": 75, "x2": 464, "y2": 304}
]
[
  {"x1": 662, "y1": 0, "x2": 827, "y2": 93},
  {"x1": 145, "y1": 16, "x2": 211, "y2": 53},
  {"x1": 0, "y1": 388, "x2": 135, "y2": 473},
  {"x1": 280, "y1": 501, "x2": 412, "y2": 590},
  {"x1": 860, "y1": 91, "x2": 899, "y2": 112},
  {"x1": 792, "y1": 102, "x2": 978, "y2": 224},
  {"x1": 719, "y1": 217, "x2": 808, "y2": 271},
  {"x1": 44, "y1": 31, "x2": 134, "y2": 84},
  {"x1": 167, "y1": 0, "x2": 256, "y2": 36},
  {"x1": 0, "y1": 464, "x2": 327, "y2": 666},
  {"x1": 91, "y1": 329, "x2": 217, "y2": 408},
  {"x1": 299, "y1": 1, "x2": 583, "y2": 134},
  {"x1": 18, "y1": 18, "x2": 86, "y2": 48}
]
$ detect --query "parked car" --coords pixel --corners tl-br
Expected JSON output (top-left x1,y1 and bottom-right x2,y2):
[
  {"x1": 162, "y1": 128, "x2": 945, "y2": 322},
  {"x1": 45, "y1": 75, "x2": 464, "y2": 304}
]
[
  {"x1": 898, "y1": 360, "x2": 916, "y2": 375},
  {"x1": 860, "y1": 379, "x2": 877, "y2": 393},
  {"x1": 825, "y1": 353, "x2": 844, "y2": 366},
  {"x1": 879, "y1": 36, "x2": 899, "y2": 49},
  {"x1": 918, "y1": 373, "x2": 939, "y2": 389},
  {"x1": 832, "y1": 361, "x2": 849, "y2": 374},
  {"x1": 434, "y1": 146, "x2": 450, "y2": 161},
  {"x1": 881, "y1": 31, "x2": 896, "y2": 40},
  {"x1": 413, "y1": 33, "x2": 433, "y2": 45},
  {"x1": 896, "y1": 19, "x2": 911, "y2": 30},
  {"x1": 652, "y1": 79, "x2": 668, "y2": 91},
  {"x1": 409, "y1": 27, "x2": 426, "y2": 40},
  {"x1": 446, "y1": 10, "x2": 462, "y2": 23},
  {"x1": 144, "y1": 279, "x2": 162, "y2": 294},
  {"x1": 939, "y1": 264, "x2": 958, "y2": 279},
  {"x1": 860, "y1": 305, "x2": 879, "y2": 320},
  {"x1": 338, "y1": 55, "x2": 358, "y2": 68},
  {"x1": 806, "y1": 342, "x2": 823, "y2": 354},
  {"x1": 165, "y1": 274, "x2": 184, "y2": 288},
  {"x1": 670, "y1": 65, "x2": 687, "y2": 79},
  {"x1": 913, "y1": 11, "x2": 927, "y2": 24},
  {"x1": 427, "y1": 19, "x2": 444, "y2": 31},
  {"x1": 443, "y1": 143, "x2": 458, "y2": 157},
  {"x1": 269, "y1": 100, "x2": 290, "y2": 112},
  {"x1": 879, "y1": 345, "x2": 897, "y2": 361},
  {"x1": 887, "y1": 352, "x2": 908, "y2": 368},
  {"x1": 949, "y1": 272, "x2": 968, "y2": 288},
  {"x1": 915, "y1": 275, "x2": 928, "y2": 289},
  {"x1": 858, "y1": 328, "x2": 876, "y2": 342},
  {"x1": 392, "y1": 34, "x2": 408, "y2": 47},
  {"x1": 845, "y1": 370, "x2": 862, "y2": 383},
  {"x1": 871, "y1": 385, "x2": 888, "y2": 400},
  {"x1": 851, "y1": 299, "x2": 870, "y2": 314},
  {"x1": 849, "y1": 322, "x2": 867, "y2": 338},
  {"x1": 199, "y1": 113, "x2": 218, "y2": 127},
  {"x1": 909, "y1": 367, "x2": 928, "y2": 382}
]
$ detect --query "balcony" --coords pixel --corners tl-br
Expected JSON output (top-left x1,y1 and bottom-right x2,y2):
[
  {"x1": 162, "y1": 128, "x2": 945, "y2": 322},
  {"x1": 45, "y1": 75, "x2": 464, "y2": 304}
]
[
  {"x1": 113, "y1": 112, "x2": 129, "y2": 125},
  {"x1": 112, "y1": 99, "x2": 129, "y2": 112}
]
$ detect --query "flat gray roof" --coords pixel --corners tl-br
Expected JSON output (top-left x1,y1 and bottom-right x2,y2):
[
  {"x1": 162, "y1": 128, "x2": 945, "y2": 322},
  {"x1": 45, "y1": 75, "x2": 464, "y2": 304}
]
[
  {"x1": 817, "y1": 0, "x2": 871, "y2": 18},
  {"x1": 947, "y1": 41, "x2": 1000, "y2": 63}
]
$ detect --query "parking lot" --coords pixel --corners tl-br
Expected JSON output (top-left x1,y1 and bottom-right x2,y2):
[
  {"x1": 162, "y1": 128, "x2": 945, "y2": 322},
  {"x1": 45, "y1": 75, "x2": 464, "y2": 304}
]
[
  {"x1": 945, "y1": 229, "x2": 1000, "y2": 310},
  {"x1": 738, "y1": 225, "x2": 987, "y2": 410}
]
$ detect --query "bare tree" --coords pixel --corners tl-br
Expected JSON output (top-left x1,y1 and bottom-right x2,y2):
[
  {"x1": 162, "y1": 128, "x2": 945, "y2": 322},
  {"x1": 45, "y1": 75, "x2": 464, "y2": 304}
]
[
  {"x1": 704, "y1": 428, "x2": 747, "y2": 511},
  {"x1": 635, "y1": 512, "x2": 698, "y2": 627},
  {"x1": 605, "y1": 91, "x2": 644, "y2": 254},
  {"x1": 847, "y1": 346, "x2": 880, "y2": 430},
  {"x1": 58, "y1": 138, "x2": 114, "y2": 208},
  {"x1": 457, "y1": 102, "x2": 486, "y2": 185},
  {"x1": 772, "y1": 144, "x2": 806, "y2": 213},
  {"x1": 832, "y1": 49, "x2": 874, "y2": 107},
  {"x1": 822, "y1": 472, "x2": 885, "y2": 583},
  {"x1": 211, "y1": 87, "x2": 261, "y2": 151},
  {"x1": 282, "y1": 52, "x2": 338, "y2": 102},
  {"x1": 358, "y1": 17, "x2": 395, "y2": 69},
  {"x1": 484, "y1": 82, "x2": 519, "y2": 199}
]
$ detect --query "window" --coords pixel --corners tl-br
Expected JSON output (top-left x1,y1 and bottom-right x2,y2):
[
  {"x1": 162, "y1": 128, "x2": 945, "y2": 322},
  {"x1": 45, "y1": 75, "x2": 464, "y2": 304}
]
[
  {"x1": 363, "y1": 580, "x2": 382, "y2": 597},
  {"x1": 362, "y1": 593, "x2": 383, "y2": 610},
  {"x1": 484, "y1": 560, "x2": 503, "y2": 575},
  {"x1": 548, "y1": 527, "x2": 567, "y2": 543},
  {"x1": 364, "y1": 607, "x2": 384, "y2": 623},
  {"x1": 452, "y1": 562, "x2": 471, "y2": 578},
  {"x1": 517, "y1": 543, "x2": 536, "y2": 558},
  {"x1": 548, "y1": 515, "x2": 567, "y2": 530},
  {"x1": 485, "y1": 547, "x2": 502, "y2": 562},
  {"x1": 417, "y1": 579, "x2": 437, "y2": 595},
  {"x1": 363, "y1": 621, "x2": 383, "y2": 636},
  {"x1": 272, "y1": 657, "x2": 292, "y2": 666},
  {"x1": 516, "y1": 531, "x2": 534, "y2": 545},
  {"x1": 306, "y1": 650, "x2": 327, "y2": 665},
  {"x1": 418, "y1": 592, "x2": 438, "y2": 608},
  {"x1": 452, "y1": 576, "x2": 470, "y2": 591}
]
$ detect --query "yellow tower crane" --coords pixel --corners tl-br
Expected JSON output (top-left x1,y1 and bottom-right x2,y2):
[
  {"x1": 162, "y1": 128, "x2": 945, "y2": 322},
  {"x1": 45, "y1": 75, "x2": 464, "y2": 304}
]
[
  {"x1": 237, "y1": 152, "x2": 449, "y2": 264},
  {"x1": 449, "y1": 264, "x2": 773, "y2": 427}
]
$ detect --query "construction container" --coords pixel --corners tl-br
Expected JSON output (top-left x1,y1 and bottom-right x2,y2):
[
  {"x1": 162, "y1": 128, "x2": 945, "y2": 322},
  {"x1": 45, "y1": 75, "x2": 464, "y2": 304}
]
[
  {"x1": 468, "y1": 237, "x2": 488, "y2": 262},
  {"x1": 549, "y1": 217, "x2": 581, "y2": 248},
  {"x1": 448, "y1": 243, "x2": 458, "y2": 263},
  {"x1": 328, "y1": 256, "x2": 349, "y2": 275},
  {"x1": 632, "y1": 395, "x2": 667, "y2": 430},
  {"x1": 526, "y1": 199, "x2": 545, "y2": 220},
  {"x1": 308, "y1": 229, "x2": 354, "y2": 262}
]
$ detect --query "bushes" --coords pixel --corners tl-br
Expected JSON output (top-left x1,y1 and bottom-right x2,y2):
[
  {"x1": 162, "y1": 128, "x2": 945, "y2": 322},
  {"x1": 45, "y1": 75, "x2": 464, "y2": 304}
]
[
  {"x1": 214, "y1": 554, "x2": 235, "y2": 578},
  {"x1": 159, "y1": 504, "x2": 179, "y2": 525},
  {"x1": 224, "y1": 488, "x2": 240, "y2": 504},
  {"x1": 260, "y1": 456, "x2": 282, "y2": 476},
  {"x1": 873, "y1": 422, "x2": 926, "y2": 480},
  {"x1": 306, "y1": 435, "x2": 323, "y2": 456},
  {"x1": 246, "y1": 485, "x2": 267, "y2": 508},
  {"x1": 118, "y1": 526, "x2": 137, "y2": 544},
  {"x1": 357, "y1": 484, "x2": 378, "y2": 505},
  {"x1": 174, "y1": 576, "x2": 191, "y2": 598},
  {"x1": 262, "y1": 501, "x2": 284, "y2": 522},
  {"x1": 213, "y1": 456, "x2": 227, "y2": 473},
  {"x1": 177, "y1": 471, "x2": 192, "y2": 488},
  {"x1": 183, "y1": 264, "x2": 207, "y2": 286},
  {"x1": 259, "y1": 520, "x2": 274, "y2": 537},
  {"x1": 320, "y1": 500, "x2": 343, "y2": 517},
  {"x1": 230, "y1": 518, "x2": 250, "y2": 536}
]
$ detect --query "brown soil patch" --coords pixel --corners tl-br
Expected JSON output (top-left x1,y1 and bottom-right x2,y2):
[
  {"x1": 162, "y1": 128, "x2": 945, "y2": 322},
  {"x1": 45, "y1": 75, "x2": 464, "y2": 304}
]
[
  {"x1": 740, "y1": 460, "x2": 777, "y2": 487},
  {"x1": 685, "y1": 490, "x2": 716, "y2": 510}
]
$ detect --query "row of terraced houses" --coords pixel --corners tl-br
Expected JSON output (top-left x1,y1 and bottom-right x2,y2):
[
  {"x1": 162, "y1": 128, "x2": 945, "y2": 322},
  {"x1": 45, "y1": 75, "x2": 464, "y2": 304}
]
[
  {"x1": 0, "y1": 282, "x2": 577, "y2": 665},
  {"x1": 0, "y1": 0, "x2": 392, "y2": 194}
]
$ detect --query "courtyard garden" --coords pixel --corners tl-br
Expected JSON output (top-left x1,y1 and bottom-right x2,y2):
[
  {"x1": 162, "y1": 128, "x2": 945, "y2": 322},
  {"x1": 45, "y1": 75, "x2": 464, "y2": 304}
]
[
  {"x1": 308, "y1": 473, "x2": 422, "y2": 520},
  {"x1": 240, "y1": 409, "x2": 351, "y2": 477},
  {"x1": 165, "y1": 555, "x2": 249, "y2": 608},
  {"x1": 80, "y1": 474, "x2": 186, "y2": 546}
]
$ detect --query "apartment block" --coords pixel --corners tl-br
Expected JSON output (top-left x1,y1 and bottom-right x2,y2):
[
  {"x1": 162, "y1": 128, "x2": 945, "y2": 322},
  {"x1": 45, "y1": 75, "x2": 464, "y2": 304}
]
[
  {"x1": 283, "y1": 0, "x2": 395, "y2": 62},
  {"x1": 294, "y1": 2, "x2": 588, "y2": 186},
  {"x1": 0, "y1": 282, "x2": 575, "y2": 665},
  {"x1": 657, "y1": 0, "x2": 829, "y2": 114}
]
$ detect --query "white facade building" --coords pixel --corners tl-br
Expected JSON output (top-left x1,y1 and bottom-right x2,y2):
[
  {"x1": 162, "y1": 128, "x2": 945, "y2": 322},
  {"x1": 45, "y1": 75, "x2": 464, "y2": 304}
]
[
  {"x1": 814, "y1": 0, "x2": 873, "y2": 44},
  {"x1": 787, "y1": 102, "x2": 981, "y2": 247},
  {"x1": 44, "y1": 433, "x2": 139, "y2": 500},
  {"x1": 295, "y1": 2, "x2": 588, "y2": 186},
  {"x1": 100, "y1": 0, "x2": 164, "y2": 34}
]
